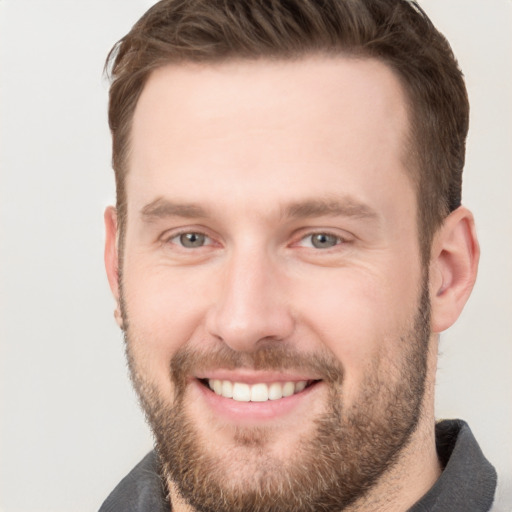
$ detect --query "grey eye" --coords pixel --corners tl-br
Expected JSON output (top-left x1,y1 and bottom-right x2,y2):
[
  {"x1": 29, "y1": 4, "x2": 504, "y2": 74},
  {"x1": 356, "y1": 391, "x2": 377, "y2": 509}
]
[
  {"x1": 310, "y1": 233, "x2": 339, "y2": 249},
  {"x1": 179, "y1": 232, "x2": 206, "y2": 248}
]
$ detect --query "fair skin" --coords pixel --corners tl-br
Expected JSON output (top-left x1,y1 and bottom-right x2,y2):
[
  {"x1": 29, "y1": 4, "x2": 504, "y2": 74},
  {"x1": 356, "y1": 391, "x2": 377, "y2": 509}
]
[{"x1": 105, "y1": 56, "x2": 479, "y2": 511}]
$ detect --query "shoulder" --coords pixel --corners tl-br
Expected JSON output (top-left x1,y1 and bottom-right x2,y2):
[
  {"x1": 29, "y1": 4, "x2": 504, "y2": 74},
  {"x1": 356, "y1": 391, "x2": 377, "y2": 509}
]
[
  {"x1": 98, "y1": 451, "x2": 169, "y2": 512},
  {"x1": 409, "y1": 419, "x2": 497, "y2": 512}
]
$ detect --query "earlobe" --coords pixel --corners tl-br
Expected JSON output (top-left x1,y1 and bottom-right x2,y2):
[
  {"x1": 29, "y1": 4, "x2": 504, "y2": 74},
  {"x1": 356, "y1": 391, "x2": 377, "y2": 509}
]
[{"x1": 429, "y1": 206, "x2": 480, "y2": 333}]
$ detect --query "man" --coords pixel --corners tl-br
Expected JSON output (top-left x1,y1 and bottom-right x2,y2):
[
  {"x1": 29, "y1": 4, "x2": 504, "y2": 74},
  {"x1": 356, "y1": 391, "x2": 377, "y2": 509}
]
[{"x1": 100, "y1": 0, "x2": 497, "y2": 510}]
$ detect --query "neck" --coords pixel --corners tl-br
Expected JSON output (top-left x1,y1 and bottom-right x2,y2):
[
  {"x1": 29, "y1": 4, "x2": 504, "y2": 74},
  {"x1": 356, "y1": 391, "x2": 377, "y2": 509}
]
[
  {"x1": 347, "y1": 418, "x2": 441, "y2": 511},
  {"x1": 167, "y1": 484, "x2": 195, "y2": 512},
  {"x1": 345, "y1": 336, "x2": 442, "y2": 512}
]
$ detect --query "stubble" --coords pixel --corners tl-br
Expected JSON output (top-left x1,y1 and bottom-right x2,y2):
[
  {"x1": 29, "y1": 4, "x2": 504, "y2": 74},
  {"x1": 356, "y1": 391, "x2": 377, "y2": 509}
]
[{"x1": 123, "y1": 281, "x2": 431, "y2": 512}]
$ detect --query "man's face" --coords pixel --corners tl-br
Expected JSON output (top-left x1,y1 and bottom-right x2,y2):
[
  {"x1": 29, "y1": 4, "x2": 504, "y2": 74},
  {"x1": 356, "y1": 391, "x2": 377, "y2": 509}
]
[{"x1": 116, "y1": 57, "x2": 431, "y2": 511}]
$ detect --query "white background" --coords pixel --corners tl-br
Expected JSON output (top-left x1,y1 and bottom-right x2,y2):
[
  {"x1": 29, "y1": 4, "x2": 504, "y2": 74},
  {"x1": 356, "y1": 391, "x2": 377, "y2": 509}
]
[{"x1": 0, "y1": 1, "x2": 511, "y2": 511}]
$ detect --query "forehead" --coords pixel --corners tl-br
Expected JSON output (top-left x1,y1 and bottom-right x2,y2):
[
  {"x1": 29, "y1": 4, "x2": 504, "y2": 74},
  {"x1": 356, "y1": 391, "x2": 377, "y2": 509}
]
[{"x1": 128, "y1": 56, "x2": 414, "y2": 218}]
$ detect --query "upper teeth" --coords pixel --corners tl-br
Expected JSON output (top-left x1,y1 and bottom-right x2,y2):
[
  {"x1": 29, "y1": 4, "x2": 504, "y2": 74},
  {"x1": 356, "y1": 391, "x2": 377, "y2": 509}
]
[{"x1": 208, "y1": 379, "x2": 308, "y2": 402}]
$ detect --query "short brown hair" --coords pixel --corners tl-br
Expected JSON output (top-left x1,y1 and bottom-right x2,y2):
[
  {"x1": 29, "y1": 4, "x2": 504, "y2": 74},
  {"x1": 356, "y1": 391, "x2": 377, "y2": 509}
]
[{"x1": 106, "y1": 0, "x2": 469, "y2": 260}]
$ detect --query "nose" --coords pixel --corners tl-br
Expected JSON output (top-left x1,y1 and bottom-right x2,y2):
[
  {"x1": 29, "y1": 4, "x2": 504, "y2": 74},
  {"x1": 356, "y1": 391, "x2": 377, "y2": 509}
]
[{"x1": 205, "y1": 247, "x2": 295, "y2": 352}]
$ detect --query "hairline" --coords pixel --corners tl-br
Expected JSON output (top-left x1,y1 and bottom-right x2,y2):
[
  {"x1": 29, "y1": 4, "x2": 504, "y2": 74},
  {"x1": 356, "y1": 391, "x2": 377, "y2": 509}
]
[{"x1": 114, "y1": 51, "x2": 435, "y2": 267}]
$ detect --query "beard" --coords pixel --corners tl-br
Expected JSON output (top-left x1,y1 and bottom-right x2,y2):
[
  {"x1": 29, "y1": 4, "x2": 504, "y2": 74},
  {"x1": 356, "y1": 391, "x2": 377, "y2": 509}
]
[{"x1": 122, "y1": 280, "x2": 431, "y2": 512}]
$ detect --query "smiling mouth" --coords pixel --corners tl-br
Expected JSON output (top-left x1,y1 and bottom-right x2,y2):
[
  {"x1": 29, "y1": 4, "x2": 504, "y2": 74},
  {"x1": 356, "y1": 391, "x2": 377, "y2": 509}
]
[{"x1": 199, "y1": 378, "x2": 320, "y2": 402}]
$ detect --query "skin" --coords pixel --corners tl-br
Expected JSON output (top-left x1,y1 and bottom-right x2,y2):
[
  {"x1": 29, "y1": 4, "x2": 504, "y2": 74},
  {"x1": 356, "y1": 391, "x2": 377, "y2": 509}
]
[{"x1": 105, "y1": 56, "x2": 479, "y2": 511}]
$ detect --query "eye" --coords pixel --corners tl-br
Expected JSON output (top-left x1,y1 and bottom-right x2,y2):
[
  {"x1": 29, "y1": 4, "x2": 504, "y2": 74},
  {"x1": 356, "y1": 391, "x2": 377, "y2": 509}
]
[
  {"x1": 299, "y1": 232, "x2": 343, "y2": 249},
  {"x1": 170, "y1": 232, "x2": 211, "y2": 248}
]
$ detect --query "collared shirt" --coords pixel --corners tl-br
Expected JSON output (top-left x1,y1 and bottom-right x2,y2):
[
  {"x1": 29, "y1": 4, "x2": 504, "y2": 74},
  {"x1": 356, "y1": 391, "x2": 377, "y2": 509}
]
[{"x1": 99, "y1": 419, "x2": 497, "y2": 512}]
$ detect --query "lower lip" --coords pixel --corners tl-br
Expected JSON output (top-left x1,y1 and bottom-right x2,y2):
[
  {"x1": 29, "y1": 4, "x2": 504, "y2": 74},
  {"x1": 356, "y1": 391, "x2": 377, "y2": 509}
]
[{"x1": 193, "y1": 379, "x2": 322, "y2": 422}]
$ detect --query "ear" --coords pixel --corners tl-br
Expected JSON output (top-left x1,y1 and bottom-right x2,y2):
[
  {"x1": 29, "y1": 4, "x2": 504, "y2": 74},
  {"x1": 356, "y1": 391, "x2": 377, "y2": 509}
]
[
  {"x1": 429, "y1": 206, "x2": 480, "y2": 333},
  {"x1": 104, "y1": 206, "x2": 123, "y2": 329}
]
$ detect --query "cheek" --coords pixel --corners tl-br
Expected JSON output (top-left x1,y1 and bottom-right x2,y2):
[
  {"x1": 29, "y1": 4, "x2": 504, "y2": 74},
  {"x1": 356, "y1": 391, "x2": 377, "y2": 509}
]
[
  {"x1": 122, "y1": 263, "x2": 212, "y2": 387},
  {"x1": 292, "y1": 266, "x2": 421, "y2": 386},
  {"x1": 296, "y1": 277, "x2": 386, "y2": 358}
]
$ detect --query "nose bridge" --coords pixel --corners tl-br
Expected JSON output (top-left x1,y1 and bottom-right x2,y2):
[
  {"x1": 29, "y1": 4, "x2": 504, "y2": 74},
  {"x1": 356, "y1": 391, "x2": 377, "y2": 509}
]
[{"x1": 206, "y1": 241, "x2": 293, "y2": 351}]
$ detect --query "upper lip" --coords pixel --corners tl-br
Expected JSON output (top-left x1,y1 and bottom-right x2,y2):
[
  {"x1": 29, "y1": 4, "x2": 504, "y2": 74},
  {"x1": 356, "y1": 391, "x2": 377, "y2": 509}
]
[{"x1": 194, "y1": 370, "x2": 322, "y2": 384}]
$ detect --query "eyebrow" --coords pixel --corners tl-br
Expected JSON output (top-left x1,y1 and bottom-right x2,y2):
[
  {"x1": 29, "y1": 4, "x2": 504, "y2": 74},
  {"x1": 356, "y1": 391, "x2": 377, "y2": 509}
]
[
  {"x1": 141, "y1": 197, "x2": 209, "y2": 220},
  {"x1": 140, "y1": 196, "x2": 379, "y2": 222},
  {"x1": 282, "y1": 197, "x2": 379, "y2": 221}
]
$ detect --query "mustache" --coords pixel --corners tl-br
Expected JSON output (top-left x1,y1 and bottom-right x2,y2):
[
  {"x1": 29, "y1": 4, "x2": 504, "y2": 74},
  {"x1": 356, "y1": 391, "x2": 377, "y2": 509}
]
[{"x1": 170, "y1": 343, "x2": 345, "y2": 392}]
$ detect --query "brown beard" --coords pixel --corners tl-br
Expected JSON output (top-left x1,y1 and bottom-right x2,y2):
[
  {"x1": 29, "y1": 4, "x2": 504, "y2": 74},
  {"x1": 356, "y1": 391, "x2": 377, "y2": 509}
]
[{"x1": 123, "y1": 281, "x2": 431, "y2": 512}]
